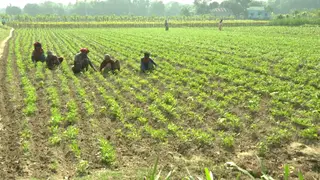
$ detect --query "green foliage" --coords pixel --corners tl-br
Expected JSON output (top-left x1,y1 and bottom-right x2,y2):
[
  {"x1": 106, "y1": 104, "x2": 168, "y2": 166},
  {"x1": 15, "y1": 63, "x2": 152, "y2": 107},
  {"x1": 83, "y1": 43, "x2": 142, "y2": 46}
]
[
  {"x1": 270, "y1": 9, "x2": 320, "y2": 26},
  {"x1": 266, "y1": 129, "x2": 291, "y2": 148},
  {"x1": 258, "y1": 142, "x2": 268, "y2": 157},
  {"x1": 222, "y1": 134, "x2": 234, "y2": 149},
  {"x1": 284, "y1": 164, "x2": 290, "y2": 180},
  {"x1": 7, "y1": 26, "x2": 319, "y2": 180},
  {"x1": 204, "y1": 168, "x2": 214, "y2": 180},
  {"x1": 99, "y1": 138, "x2": 116, "y2": 165},
  {"x1": 300, "y1": 127, "x2": 319, "y2": 140},
  {"x1": 146, "y1": 157, "x2": 174, "y2": 180},
  {"x1": 9, "y1": 20, "x2": 269, "y2": 28},
  {"x1": 49, "y1": 134, "x2": 62, "y2": 145},
  {"x1": 70, "y1": 140, "x2": 81, "y2": 158},
  {"x1": 64, "y1": 126, "x2": 79, "y2": 140},
  {"x1": 66, "y1": 100, "x2": 78, "y2": 124},
  {"x1": 298, "y1": 171, "x2": 304, "y2": 180},
  {"x1": 76, "y1": 160, "x2": 90, "y2": 176}
]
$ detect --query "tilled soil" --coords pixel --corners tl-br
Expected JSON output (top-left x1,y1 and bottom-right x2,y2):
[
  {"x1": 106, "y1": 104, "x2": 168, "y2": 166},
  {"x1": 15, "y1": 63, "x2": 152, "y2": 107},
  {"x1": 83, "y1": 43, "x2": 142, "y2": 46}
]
[{"x1": 0, "y1": 28, "x2": 319, "y2": 180}]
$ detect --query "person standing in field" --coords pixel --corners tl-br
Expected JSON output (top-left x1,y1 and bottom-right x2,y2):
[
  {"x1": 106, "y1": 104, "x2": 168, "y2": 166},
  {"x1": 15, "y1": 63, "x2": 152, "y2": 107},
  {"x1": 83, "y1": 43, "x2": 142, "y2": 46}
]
[
  {"x1": 31, "y1": 42, "x2": 46, "y2": 63},
  {"x1": 1, "y1": 19, "x2": 5, "y2": 26},
  {"x1": 165, "y1": 19, "x2": 169, "y2": 31},
  {"x1": 218, "y1": 19, "x2": 223, "y2": 31},
  {"x1": 141, "y1": 52, "x2": 157, "y2": 72},
  {"x1": 46, "y1": 51, "x2": 64, "y2": 70},
  {"x1": 100, "y1": 54, "x2": 120, "y2": 76},
  {"x1": 72, "y1": 48, "x2": 97, "y2": 74}
]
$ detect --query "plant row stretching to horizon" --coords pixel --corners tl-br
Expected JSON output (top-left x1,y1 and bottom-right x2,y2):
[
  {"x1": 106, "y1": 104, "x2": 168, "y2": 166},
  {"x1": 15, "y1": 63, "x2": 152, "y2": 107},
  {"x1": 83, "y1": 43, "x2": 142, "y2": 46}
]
[{"x1": 2, "y1": 26, "x2": 319, "y2": 179}]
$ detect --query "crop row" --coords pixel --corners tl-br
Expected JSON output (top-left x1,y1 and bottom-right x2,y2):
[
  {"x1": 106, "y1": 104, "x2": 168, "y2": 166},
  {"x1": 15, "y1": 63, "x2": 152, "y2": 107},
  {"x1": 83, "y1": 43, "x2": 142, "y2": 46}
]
[
  {"x1": 4, "y1": 27, "x2": 319, "y2": 178},
  {"x1": 9, "y1": 20, "x2": 269, "y2": 28}
]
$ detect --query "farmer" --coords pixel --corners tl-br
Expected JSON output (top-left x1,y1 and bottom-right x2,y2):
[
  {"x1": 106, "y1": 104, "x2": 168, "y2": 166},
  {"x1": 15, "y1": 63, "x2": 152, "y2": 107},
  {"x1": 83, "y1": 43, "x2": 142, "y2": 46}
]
[
  {"x1": 72, "y1": 48, "x2": 97, "y2": 74},
  {"x1": 165, "y1": 19, "x2": 169, "y2": 31},
  {"x1": 218, "y1": 19, "x2": 223, "y2": 31},
  {"x1": 31, "y1": 42, "x2": 46, "y2": 63},
  {"x1": 46, "y1": 51, "x2": 64, "y2": 70},
  {"x1": 141, "y1": 52, "x2": 157, "y2": 72},
  {"x1": 100, "y1": 54, "x2": 120, "y2": 76}
]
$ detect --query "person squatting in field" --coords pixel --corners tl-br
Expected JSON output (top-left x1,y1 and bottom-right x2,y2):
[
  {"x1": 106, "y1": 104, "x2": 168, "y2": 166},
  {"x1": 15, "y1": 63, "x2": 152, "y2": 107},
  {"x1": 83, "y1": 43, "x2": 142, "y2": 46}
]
[
  {"x1": 72, "y1": 48, "x2": 97, "y2": 74},
  {"x1": 141, "y1": 52, "x2": 157, "y2": 72},
  {"x1": 219, "y1": 19, "x2": 223, "y2": 31},
  {"x1": 31, "y1": 42, "x2": 46, "y2": 63},
  {"x1": 46, "y1": 51, "x2": 64, "y2": 70},
  {"x1": 100, "y1": 54, "x2": 120, "y2": 77}
]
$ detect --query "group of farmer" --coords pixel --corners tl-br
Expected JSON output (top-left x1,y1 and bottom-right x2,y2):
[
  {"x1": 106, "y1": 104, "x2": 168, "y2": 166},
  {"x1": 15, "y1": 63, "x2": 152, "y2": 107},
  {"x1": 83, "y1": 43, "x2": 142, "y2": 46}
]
[{"x1": 31, "y1": 42, "x2": 157, "y2": 75}]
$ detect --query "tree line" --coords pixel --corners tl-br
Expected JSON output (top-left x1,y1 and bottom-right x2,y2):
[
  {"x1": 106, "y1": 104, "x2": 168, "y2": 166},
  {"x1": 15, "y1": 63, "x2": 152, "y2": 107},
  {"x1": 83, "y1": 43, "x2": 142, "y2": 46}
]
[
  {"x1": 3, "y1": 0, "x2": 320, "y2": 17},
  {"x1": 4, "y1": 0, "x2": 184, "y2": 16}
]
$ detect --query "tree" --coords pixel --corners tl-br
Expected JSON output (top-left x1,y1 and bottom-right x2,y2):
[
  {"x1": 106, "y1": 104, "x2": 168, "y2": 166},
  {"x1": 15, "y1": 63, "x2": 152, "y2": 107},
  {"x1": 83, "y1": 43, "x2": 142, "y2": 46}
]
[
  {"x1": 72, "y1": 2, "x2": 92, "y2": 16},
  {"x1": 265, "y1": 5, "x2": 273, "y2": 13},
  {"x1": 149, "y1": 1, "x2": 165, "y2": 16},
  {"x1": 220, "y1": 1, "x2": 243, "y2": 17},
  {"x1": 6, "y1": 6, "x2": 22, "y2": 15},
  {"x1": 131, "y1": 0, "x2": 150, "y2": 16},
  {"x1": 180, "y1": 6, "x2": 192, "y2": 16},
  {"x1": 209, "y1": 1, "x2": 220, "y2": 10},
  {"x1": 105, "y1": 0, "x2": 131, "y2": 15},
  {"x1": 267, "y1": 0, "x2": 320, "y2": 14},
  {"x1": 23, "y1": 4, "x2": 41, "y2": 16},
  {"x1": 40, "y1": 1, "x2": 56, "y2": 15},
  {"x1": 236, "y1": 0, "x2": 252, "y2": 9},
  {"x1": 194, "y1": 0, "x2": 210, "y2": 14},
  {"x1": 91, "y1": 1, "x2": 108, "y2": 15},
  {"x1": 166, "y1": 2, "x2": 182, "y2": 16}
]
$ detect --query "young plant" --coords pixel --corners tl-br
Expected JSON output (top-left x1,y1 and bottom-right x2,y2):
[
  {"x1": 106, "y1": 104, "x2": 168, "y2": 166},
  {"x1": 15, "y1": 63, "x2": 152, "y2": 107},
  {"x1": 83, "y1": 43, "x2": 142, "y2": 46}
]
[{"x1": 99, "y1": 138, "x2": 116, "y2": 165}]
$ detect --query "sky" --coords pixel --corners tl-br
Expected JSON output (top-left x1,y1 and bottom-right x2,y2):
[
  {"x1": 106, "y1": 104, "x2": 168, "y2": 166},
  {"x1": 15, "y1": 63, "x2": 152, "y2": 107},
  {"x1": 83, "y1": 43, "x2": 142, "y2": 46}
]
[{"x1": 1, "y1": 0, "x2": 218, "y2": 9}]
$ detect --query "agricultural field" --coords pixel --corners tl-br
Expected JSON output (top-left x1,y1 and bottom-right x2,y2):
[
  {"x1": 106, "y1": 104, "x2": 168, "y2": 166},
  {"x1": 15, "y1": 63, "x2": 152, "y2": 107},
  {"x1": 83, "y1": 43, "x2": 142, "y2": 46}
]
[{"x1": 0, "y1": 26, "x2": 319, "y2": 179}]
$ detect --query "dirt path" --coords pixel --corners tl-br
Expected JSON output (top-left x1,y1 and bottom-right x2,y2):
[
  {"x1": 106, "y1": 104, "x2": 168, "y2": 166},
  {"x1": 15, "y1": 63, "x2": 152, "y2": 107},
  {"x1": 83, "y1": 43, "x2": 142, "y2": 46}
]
[{"x1": 0, "y1": 28, "x2": 13, "y2": 57}]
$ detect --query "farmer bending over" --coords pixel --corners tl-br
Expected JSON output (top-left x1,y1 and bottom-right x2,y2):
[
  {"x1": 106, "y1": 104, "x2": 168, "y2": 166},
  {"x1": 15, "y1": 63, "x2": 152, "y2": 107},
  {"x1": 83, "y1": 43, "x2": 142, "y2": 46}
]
[
  {"x1": 100, "y1": 54, "x2": 120, "y2": 77},
  {"x1": 72, "y1": 48, "x2": 97, "y2": 74},
  {"x1": 46, "y1": 51, "x2": 64, "y2": 70},
  {"x1": 31, "y1": 42, "x2": 46, "y2": 63},
  {"x1": 141, "y1": 52, "x2": 157, "y2": 72}
]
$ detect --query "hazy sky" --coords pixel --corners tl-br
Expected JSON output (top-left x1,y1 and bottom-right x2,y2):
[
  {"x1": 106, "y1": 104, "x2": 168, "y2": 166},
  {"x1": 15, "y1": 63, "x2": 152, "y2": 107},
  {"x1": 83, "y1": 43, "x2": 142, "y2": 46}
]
[{"x1": 1, "y1": 0, "x2": 217, "y2": 8}]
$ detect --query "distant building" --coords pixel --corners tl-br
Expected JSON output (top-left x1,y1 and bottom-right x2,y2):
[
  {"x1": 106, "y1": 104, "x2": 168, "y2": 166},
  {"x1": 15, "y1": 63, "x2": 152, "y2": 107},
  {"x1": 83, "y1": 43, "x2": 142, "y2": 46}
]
[
  {"x1": 247, "y1": 7, "x2": 270, "y2": 19},
  {"x1": 212, "y1": 8, "x2": 233, "y2": 17}
]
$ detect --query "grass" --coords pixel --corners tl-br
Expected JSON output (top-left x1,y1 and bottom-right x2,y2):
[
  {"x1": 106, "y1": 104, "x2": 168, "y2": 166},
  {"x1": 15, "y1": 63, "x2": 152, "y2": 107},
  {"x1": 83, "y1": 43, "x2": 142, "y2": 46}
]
[
  {"x1": 74, "y1": 157, "x2": 306, "y2": 180},
  {"x1": 0, "y1": 27, "x2": 10, "y2": 41},
  {"x1": 76, "y1": 169, "x2": 147, "y2": 180}
]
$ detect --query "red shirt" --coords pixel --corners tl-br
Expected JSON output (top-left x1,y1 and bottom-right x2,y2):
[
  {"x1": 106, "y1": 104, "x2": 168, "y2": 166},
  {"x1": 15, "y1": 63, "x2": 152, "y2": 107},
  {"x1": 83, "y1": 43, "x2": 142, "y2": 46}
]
[
  {"x1": 32, "y1": 48, "x2": 44, "y2": 58},
  {"x1": 142, "y1": 57, "x2": 150, "y2": 63}
]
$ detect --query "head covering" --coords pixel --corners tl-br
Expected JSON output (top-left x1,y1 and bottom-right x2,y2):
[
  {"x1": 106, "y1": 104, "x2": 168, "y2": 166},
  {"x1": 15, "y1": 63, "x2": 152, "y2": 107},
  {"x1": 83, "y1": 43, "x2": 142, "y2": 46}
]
[
  {"x1": 144, "y1": 52, "x2": 150, "y2": 57},
  {"x1": 80, "y1": 48, "x2": 89, "y2": 53},
  {"x1": 104, "y1": 54, "x2": 115, "y2": 62},
  {"x1": 34, "y1": 42, "x2": 42, "y2": 48},
  {"x1": 47, "y1": 51, "x2": 53, "y2": 56},
  {"x1": 104, "y1": 54, "x2": 111, "y2": 60}
]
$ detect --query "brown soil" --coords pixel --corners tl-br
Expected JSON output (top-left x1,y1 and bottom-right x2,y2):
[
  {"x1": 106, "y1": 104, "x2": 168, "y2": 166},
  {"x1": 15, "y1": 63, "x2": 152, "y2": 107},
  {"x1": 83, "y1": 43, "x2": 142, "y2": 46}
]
[
  {"x1": 0, "y1": 29, "x2": 24, "y2": 179},
  {"x1": 0, "y1": 28, "x2": 319, "y2": 180}
]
